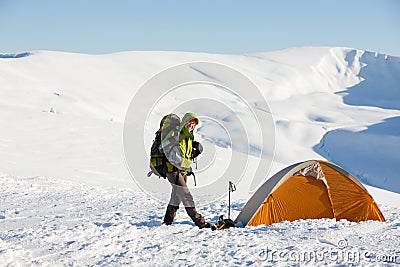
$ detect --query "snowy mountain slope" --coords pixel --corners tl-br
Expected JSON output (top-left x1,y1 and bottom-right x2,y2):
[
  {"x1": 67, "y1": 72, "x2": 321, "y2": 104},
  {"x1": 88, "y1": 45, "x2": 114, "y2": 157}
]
[
  {"x1": 1, "y1": 47, "x2": 400, "y2": 265},
  {"x1": 0, "y1": 47, "x2": 399, "y2": 193}
]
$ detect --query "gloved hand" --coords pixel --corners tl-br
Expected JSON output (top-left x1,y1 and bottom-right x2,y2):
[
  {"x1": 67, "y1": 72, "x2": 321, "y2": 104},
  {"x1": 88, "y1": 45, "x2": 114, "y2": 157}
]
[{"x1": 191, "y1": 141, "x2": 203, "y2": 159}]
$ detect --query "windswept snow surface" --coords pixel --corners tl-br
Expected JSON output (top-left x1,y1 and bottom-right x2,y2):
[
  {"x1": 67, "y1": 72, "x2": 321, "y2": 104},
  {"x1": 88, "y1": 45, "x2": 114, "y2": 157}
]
[
  {"x1": 1, "y1": 174, "x2": 399, "y2": 266},
  {"x1": 0, "y1": 47, "x2": 400, "y2": 265}
]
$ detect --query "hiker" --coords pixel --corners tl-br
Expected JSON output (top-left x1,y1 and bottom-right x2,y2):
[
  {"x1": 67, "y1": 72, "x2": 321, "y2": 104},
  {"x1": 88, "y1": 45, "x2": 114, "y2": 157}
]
[{"x1": 161, "y1": 112, "x2": 210, "y2": 228}]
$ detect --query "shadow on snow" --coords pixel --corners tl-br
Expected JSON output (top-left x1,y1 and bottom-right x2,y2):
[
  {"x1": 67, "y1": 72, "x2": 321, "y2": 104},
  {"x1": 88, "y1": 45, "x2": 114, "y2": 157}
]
[{"x1": 314, "y1": 116, "x2": 400, "y2": 193}]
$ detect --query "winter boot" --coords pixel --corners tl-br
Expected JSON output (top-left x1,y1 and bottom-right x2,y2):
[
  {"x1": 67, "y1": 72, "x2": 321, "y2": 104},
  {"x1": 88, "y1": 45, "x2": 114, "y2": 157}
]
[{"x1": 163, "y1": 205, "x2": 179, "y2": 225}]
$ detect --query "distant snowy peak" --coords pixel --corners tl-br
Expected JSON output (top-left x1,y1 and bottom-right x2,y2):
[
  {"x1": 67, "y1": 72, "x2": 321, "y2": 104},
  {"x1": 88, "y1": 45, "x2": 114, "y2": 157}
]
[
  {"x1": 0, "y1": 52, "x2": 31, "y2": 59},
  {"x1": 0, "y1": 46, "x2": 398, "y2": 117}
]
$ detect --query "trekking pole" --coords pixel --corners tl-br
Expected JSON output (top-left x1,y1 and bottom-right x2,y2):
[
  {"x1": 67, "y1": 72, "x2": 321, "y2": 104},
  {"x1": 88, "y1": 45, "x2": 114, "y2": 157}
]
[{"x1": 228, "y1": 181, "x2": 236, "y2": 219}]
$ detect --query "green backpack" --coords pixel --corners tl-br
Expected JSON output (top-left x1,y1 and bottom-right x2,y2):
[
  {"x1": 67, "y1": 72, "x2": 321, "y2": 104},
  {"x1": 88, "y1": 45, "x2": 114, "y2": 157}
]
[{"x1": 147, "y1": 114, "x2": 181, "y2": 178}]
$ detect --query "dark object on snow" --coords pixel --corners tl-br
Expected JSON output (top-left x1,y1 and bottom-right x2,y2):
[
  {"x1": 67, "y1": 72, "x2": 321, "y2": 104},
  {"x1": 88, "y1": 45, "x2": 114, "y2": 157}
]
[{"x1": 215, "y1": 215, "x2": 235, "y2": 230}]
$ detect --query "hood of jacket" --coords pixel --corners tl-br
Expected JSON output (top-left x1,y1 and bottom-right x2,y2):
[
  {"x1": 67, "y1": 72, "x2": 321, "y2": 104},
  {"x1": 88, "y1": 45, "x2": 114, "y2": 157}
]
[{"x1": 179, "y1": 112, "x2": 199, "y2": 132}]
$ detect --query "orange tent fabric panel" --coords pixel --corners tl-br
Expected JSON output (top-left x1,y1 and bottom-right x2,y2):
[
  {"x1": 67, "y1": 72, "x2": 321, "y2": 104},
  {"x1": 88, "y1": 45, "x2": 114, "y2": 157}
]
[
  {"x1": 248, "y1": 176, "x2": 334, "y2": 226},
  {"x1": 320, "y1": 164, "x2": 385, "y2": 222}
]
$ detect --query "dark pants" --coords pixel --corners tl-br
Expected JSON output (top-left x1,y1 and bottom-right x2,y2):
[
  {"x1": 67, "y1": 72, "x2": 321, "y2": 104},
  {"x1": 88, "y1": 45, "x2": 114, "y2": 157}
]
[{"x1": 163, "y1": 171, "x2": 207, "y2": 228}]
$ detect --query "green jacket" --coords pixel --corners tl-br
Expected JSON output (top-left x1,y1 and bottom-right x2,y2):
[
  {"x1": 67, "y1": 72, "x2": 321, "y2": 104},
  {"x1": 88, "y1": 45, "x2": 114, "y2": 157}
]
[{"x1": 163, "y1": 112, "x2": 199, "y2": 171}]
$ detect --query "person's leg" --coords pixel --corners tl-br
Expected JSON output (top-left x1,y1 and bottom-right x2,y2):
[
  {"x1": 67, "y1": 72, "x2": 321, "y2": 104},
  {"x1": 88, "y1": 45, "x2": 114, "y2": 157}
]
[
  {"x1": 175, "y1": 172, "x2": 209, "y2": 228},
  {"x1": 163, "y1": 172, "x2": 181, "y2": 225}
]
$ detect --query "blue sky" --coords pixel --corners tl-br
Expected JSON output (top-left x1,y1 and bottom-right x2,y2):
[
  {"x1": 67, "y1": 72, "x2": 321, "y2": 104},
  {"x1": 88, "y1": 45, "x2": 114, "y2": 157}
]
[{"x1": 0, "y1": 0, "x2": 399, "y2": 55}]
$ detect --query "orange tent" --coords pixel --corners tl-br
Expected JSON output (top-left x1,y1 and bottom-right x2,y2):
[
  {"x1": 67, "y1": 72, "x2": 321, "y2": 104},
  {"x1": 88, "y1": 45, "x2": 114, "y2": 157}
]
[{"x1": 235, "y1": 160, "x2": 385, "y2": 227}]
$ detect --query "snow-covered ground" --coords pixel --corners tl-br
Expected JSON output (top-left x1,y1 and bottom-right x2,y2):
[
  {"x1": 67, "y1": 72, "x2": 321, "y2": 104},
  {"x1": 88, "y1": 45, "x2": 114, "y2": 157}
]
[
  {"x1": 0, "y1": 47, "x2": 399, "y2": 265},
  {"x1": 1, "y1": 174, "x2": 399, "y2": 266}
]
